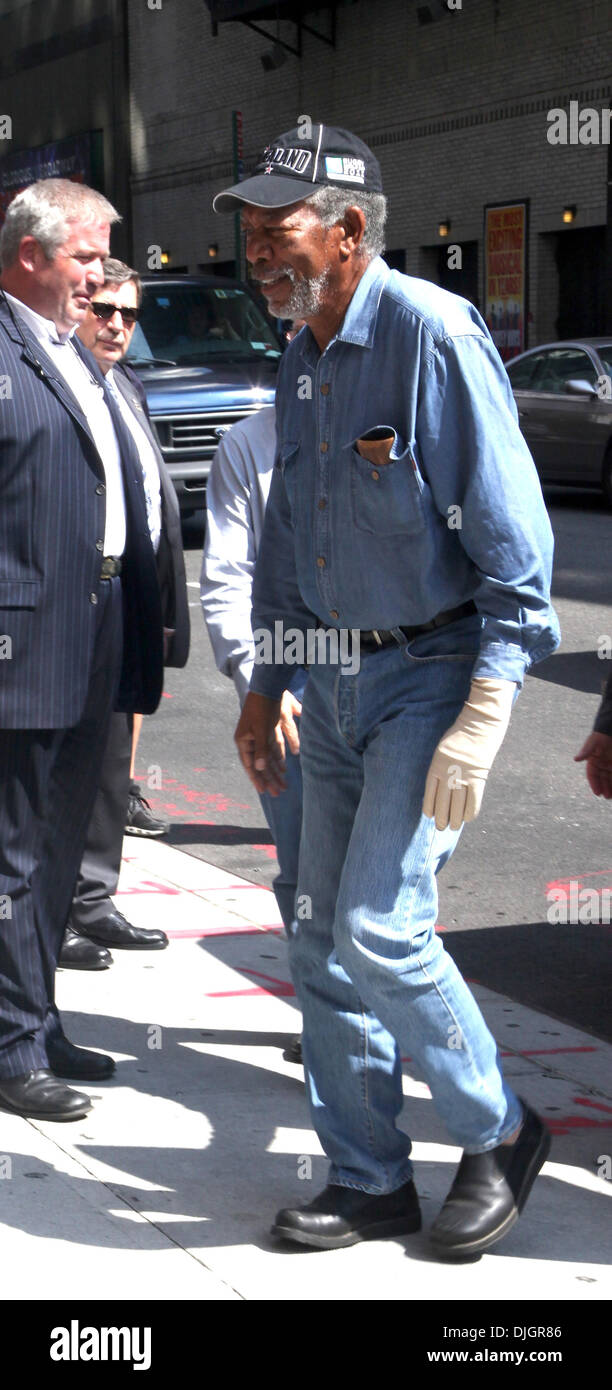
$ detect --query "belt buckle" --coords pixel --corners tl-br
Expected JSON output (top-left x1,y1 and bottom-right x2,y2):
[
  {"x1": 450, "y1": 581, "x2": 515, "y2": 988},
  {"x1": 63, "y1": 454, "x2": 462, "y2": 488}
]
[{"x1": 371, "y1": 629, "x2": 383, "y2": 647}]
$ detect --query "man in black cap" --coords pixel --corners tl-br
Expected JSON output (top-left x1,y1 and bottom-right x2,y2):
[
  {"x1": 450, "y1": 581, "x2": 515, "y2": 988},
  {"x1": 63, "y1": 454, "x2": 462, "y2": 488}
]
[{"x1": 215, "y1": 124, "x2": 560, "y2": 1258}]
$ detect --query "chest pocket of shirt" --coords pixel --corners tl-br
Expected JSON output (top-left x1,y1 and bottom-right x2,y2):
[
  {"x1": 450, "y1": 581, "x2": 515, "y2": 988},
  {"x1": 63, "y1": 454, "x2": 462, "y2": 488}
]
[{"x1": 347, "y1": 431, "x2": 426, "y2": 536}]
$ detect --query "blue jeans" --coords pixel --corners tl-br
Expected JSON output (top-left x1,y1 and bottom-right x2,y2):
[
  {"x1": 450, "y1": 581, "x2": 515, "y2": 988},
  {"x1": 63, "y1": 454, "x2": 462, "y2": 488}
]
[
  {"x1": 259, "y1": 670, "x2": 305, "y2": 933},
  {"x1": 290, "y1": 615, "x2": 523, "y2": 1194}
]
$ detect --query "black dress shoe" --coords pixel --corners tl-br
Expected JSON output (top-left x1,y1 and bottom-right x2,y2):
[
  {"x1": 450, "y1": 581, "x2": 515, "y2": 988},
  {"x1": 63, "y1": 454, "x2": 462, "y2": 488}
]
[
  {"x1": 282, "y1": 1036, "x2": 303, "y2": 1064},
  {"x1": 271, "y1": 1180, "x2": 421, "y2": 1249},
  {"x1": 47, "y1": 1035, "x2": 115, "y2": 1082},
  {"x1": 430, "y1": 1101, "x2": 551, "y2": 1259},
  {"x1": 0, "y1": 1070, "x2": 92, "y2": 1121},
  {"x1": 79, "y1": 909, "x2": 168, "y2": 951},
  {"x1": 59, "y1": 925, "x2": 113, "y2": 971}
]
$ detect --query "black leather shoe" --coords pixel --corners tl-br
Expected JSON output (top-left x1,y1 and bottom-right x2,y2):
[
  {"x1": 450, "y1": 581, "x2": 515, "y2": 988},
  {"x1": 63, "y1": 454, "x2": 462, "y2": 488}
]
[
  {"x1": 430, "y1": 1101, "x2": 551, "y2": 1259},
  {"x1": 271, "y1": 1180, "x2": 421, "y2": 1249},
  {"x1": 0, "y1": 1070, "x2": 92, "y2": 1121},
  {"x1": 59, "y1": 925, "x2": 113, "y2": 971},
  {"x1": 282, "y1": 1036, "x2": 303, "y2": 1064},
  {"x1": 47, "y1": 1035, "x2": 115, "y2": 1082},
  {"x1": 79, "y1": 909, "x2": 168, "y2": 951}
]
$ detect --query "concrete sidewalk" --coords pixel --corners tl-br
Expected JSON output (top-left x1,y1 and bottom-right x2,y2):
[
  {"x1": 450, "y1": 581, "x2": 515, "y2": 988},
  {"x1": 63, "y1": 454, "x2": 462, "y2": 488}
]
[{"x1": 0, "y1": 836, "x2": 610, "y2": 1302}]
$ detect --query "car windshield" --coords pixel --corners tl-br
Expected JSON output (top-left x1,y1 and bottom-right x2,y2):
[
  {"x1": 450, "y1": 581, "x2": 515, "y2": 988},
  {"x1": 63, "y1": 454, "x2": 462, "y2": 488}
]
[
  {"x1": 596, "y1": 346, "x2": 612, "y2": 380},
  {"x1": 125, "y1": 285, "x2": 282, "y2": 366}
]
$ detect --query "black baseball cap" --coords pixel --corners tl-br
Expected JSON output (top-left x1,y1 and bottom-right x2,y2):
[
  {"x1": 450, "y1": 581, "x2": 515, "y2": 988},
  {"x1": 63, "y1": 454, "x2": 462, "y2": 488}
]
[{"x1": 212, "y1": 123, "x2": 383, "y2": 214}]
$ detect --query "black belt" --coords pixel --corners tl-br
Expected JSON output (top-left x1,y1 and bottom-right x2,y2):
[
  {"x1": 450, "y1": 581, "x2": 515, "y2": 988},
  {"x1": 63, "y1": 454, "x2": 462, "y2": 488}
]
[
  {"x1": 99, "y1": 556, "x2": 122, "y2": 580},
  {"x1": 356, "y1": 601, "x2": 477, "y2": 652}
]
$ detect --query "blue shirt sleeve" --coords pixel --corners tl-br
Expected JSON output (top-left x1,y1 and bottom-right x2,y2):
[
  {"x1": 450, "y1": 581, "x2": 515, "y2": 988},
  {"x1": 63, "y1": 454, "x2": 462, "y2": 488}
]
[{"x1": 417, "y1": 330, "x2": 560, "y2": 684}]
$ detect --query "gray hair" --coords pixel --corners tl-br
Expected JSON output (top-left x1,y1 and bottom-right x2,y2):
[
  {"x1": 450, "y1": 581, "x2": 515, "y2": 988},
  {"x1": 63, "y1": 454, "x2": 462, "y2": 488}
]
[
  {"x1": 102, "y1": 256, "x2": 142, "y2": 307},
  {"x1": 0, "y1": 178, "x2": 120, "y2": 269},
  {"x1": 306, "y1": 185, "x2": 387, "y2": 260}
]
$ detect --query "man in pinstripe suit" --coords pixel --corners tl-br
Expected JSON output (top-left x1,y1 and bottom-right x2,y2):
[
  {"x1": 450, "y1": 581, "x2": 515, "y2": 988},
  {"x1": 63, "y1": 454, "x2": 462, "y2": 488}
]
[{"x1": 0, "y1": 179, "x2": 164, "y2": 1120}]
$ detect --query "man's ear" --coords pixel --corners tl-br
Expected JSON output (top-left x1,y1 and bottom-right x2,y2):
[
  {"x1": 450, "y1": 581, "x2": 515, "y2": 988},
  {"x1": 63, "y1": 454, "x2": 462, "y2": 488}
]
[
  {"x1": 18, "y1": 236, "x2": 45, "y2": 274},
  {"x1": 338, "y1": 206, "x2": 367, "y2": 259}
]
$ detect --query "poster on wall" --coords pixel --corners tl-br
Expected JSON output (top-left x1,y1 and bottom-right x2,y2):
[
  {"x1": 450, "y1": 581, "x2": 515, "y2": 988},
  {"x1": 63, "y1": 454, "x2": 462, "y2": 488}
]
[
  {"x1": 0, "y1": 133, "x2": 94, "y2": 231},
  {"x1": 484, "y1": 200, "x2": 529, "y2": 362}
]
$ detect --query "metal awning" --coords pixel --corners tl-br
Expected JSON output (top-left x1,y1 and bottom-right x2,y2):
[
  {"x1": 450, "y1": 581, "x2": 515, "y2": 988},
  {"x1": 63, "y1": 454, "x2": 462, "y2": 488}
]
[{"x1": 203, "y1": 1, "x2": 338, "y2": 55}]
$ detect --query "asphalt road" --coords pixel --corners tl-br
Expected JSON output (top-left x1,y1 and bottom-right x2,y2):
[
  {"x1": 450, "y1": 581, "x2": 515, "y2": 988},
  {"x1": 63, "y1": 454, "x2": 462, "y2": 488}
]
[{"x1": 135, "y1": 486, "x2": 612, "y2": 1042}]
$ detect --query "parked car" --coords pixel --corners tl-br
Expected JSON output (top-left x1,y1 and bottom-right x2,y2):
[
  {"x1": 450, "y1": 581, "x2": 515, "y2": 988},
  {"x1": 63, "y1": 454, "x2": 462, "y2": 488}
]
[
  {"x1": 125, "y1": 276, "x2": 282, "y2": 516},
  {"x1": 506, "y1": 340, "x2": 612, "y2": 504},
  {"x1": 503, "y1": 339, "x2": 612, "y2": 503}
]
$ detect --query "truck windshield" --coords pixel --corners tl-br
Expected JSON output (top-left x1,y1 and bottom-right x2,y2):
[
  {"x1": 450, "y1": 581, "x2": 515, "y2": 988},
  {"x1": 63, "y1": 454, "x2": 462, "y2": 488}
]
[{"x1": 125, "y1": 285, "x2": 282, "y2": 366}]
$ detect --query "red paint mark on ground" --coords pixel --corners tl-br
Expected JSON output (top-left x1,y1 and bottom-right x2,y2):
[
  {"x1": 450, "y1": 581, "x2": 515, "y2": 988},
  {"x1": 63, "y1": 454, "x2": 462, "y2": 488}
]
[
  {"x1": 162, "y1": 692, "x2": 174, "y2": 698},
  {"x1": 527, "y1": 1097, "x2": 612, "y2": 1137},
  {"x1": 207, "y1": 967, "x2": 295, "y2": 998},
  {"x1": 166, "y1": 924, "x2": 283, "y2": 939},
  {"x1": 547, "y1": 1116, "x2": 612, "y2": 1134},
  {"x1": 131, "y1": 773, "x2": 251, "y2": 820},
  {"x1": 546, "y1": 869, "x2": 612, "y2": 899},
  {"x1": 253, "y1": 843, "x2": 279, "y2": 860},
  {"x1": 572, "y1": 1097, "x2": 612, "y2": 1112},
  {"x1": 116, "y1": 878, "x2": 181, "y2": 896},
  {"x1": 500, "y1": 1046, "x2": 598, "y2": 1057}
]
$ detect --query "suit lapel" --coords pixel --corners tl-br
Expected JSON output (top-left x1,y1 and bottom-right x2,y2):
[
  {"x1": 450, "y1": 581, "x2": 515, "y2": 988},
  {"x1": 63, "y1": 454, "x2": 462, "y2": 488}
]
[
  {"x1": 112, "y1": 366, "x2": 180, "y2": 524},
  {"x1": 112, "y1": 367, "x2": 163, "y2": 460},
  {"x1": 0, "y1": 311, "x2": 99, "y2": 449}
]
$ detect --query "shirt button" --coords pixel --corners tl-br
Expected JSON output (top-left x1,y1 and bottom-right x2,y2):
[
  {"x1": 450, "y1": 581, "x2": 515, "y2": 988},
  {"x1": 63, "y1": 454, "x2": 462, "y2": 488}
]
[
  {"x1": 318, "y1": 498, "x2": 327, "y2": 510},
  {"x1": 95, "y1": 540, "x2": 104, "y2": 551},
  {"x1": 320, "y1": 383, "x2": 330, "y2": 395},
  {"x1": 89, "y1": 592, "x2": 98, "y2": 605},
  {"x1": 95, "y1": 484, "x2": 105, "y2": 495},
  {"x1": 329, "y1": 608, "x2": 339, "y2": 619},
  {"x1": 371, "y1": 470, "x2": 380, "y2": 481},
  {"x1": 317, "y1": 556, "x2": 326, "y2": 568},
  {"x1": 320, "y1": 441, "x2": 328, "y2": 453}
]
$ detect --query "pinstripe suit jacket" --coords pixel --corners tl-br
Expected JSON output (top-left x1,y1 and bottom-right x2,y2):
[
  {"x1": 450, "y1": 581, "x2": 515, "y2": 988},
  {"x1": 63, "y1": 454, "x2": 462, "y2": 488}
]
[{"x1": 0, "y1": 296, "x2": 164, "y2": 728}]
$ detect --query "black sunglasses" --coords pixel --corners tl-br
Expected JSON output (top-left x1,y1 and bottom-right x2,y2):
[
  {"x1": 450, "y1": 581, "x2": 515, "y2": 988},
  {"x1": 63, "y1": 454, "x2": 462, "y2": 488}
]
[{"x1": 90, "y1": 301, "x2": 139, "y2": 326}]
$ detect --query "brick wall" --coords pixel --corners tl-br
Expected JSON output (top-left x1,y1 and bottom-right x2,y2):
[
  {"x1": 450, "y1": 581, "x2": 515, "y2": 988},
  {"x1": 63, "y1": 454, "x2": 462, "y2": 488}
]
[{"x1": 128, "y1": 0, "x2": 611, "y2": 344}]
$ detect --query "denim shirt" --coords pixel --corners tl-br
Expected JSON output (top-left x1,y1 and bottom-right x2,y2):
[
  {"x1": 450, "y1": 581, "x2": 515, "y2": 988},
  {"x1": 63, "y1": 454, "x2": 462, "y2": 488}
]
[{"x1": 250, "y1": 256, "x2": 560, "y2": 700}]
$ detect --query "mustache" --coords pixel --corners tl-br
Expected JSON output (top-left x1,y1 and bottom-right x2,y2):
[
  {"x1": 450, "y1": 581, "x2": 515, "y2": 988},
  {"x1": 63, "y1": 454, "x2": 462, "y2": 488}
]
[{"x1": 251, "y1": 265, "x2": 297, "y2": 285}]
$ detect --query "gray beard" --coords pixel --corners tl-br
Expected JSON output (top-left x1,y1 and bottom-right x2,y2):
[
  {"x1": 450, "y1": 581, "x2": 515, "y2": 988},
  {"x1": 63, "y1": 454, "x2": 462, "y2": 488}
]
[
  {"x1": 282, "y1": 266, "x2": 331, "y2": 319},
  {"x1": 257, "y1": 265, "x2": 331, "y2": 320}
]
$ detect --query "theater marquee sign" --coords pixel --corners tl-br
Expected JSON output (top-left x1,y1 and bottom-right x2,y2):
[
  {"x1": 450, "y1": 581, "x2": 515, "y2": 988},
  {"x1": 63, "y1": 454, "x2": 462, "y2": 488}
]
[{"x1": 484, "y1": 201, "x2": 529, "y2": 362}]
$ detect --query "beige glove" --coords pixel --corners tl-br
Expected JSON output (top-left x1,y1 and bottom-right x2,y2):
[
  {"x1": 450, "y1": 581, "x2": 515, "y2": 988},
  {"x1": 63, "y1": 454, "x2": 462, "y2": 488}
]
[{"x1": 423, "y1": 678, "x2": 516, "y2": 831}]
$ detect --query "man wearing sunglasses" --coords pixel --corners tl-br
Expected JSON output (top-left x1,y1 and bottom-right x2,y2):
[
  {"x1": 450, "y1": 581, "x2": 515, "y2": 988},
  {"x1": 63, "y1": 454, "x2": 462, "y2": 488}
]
[{"x1": 58, "y1": 260, "x2": 189, "y2": 975}]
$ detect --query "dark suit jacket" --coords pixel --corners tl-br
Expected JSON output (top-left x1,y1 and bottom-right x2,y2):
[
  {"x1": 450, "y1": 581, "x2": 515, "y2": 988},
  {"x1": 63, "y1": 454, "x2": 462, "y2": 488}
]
[
  {"x1": 113, "y1": 363, "x2": 190, "y2": 669},
  {"x1": 0, "y1": 296, "x2": 164, "y2": 728}
]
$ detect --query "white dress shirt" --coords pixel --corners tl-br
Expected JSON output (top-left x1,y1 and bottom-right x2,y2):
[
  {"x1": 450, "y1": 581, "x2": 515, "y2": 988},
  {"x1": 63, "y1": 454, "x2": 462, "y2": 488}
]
[
  {"x1": 106, "y1": 369, "x2": 162, "y2": 553},
  {"x1": 201, "y1": 406, "x2": 276, "y2": 704},
  {"x1": 4, "y1": 291, "x2": 126, "y2": 556}
]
